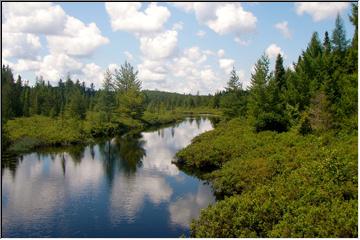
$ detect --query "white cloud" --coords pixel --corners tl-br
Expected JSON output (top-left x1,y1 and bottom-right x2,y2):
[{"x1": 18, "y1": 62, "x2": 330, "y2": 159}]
[
  {"x1": 265, "y1": 43, "x2": 284, "y2": 59},
  {"x1": 169, "y1": 184, "x2": 215, "y2": 228},
  {"x1": 138, "y1": 59, "x2": 167, "y2": 82},
  {"x1": 172, "y1": 2, "x2": 194, "y2": 12},
  {"x1": 105, "y1": 2, "x2": 170, "y2": 34},
  {"x1": 124, "y1": 51, "x2": 134, "y2": 61},
  {"x1": 219, "y1": 58, "x2": 235, "y2": 74},
  {"x1": 139, "y1": 30, "x2": 178, "y2": 60},
  {"x1": 2, "y1": 2, "x2": 66, "y2": 34},
  {"x1": 108, "y1": 63, "x2": 120, "y2": 74},
  {"x1": 36, "y1": 53, "x2": 83, "y2": 83},
  {"x1": 46, "y1": 16, "x2": 109, "y2": 57},
  {"x1": 295, "y1": 2, "x2": 349, "y2": 22},
  {"x1": 217, "y1": 49, "x2": 225, "y2": 58},
  {"x1": 2, "y1": 33, "x2": 41, "y2": 59},
  {"x1": 172, "y1": 21, "x2": 183, "y2": 31},
  {"x1": 205, "y1": 3, "x2": 257, "y2": 35},
  {"x1": 183, "y1": 46, "x2": 207, "y2": 63},
  {"x1": 80, "y1": 63, "x2": 104, "y2": 88},
  {"x1": 175, "y1": 3, "x2": 256, "y2": 36},
  {"x1": 234, "y1": 37, "x2": 250, "y2": 46},
  {"x1": 196, "y1": 30, "x2": 206, "y2": 37},
  {"x1": 2, "y1": 2, "x2": 109, "y2": 87},
  {"x1": 12, "y1": 59, "x2": 41, "y2": 72},
  {"x1": 274, "y1": 21, "x2": 292, "y2": 39}
]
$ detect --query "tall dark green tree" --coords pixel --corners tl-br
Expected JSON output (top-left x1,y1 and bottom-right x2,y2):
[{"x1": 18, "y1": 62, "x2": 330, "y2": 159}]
[
  {"x1": 226, "y1": 66, "x2": 242, "y2": 91},
  {"x1": 97, "y1": 69, "x2": 116, "y2": 123},
  {"x1": 114, "y1": 62, "x2": 145, "y2": 120},
  {"x1": 332, "y1": 14, "x2": 348, "y2": 54}
]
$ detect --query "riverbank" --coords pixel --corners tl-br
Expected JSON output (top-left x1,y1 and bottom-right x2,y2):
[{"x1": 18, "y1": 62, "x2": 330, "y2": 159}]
[
  {"x1": 175, "y1": 118, "x2": 357, "y2": 237},
  {"x1": 3, "y1": 108, "x2": 222, "y2": 155}
]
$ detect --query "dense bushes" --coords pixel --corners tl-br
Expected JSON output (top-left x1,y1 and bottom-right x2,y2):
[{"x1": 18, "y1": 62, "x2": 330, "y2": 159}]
[{"x1": 176, "y1": 118, "x2": 357, "y2": 237}]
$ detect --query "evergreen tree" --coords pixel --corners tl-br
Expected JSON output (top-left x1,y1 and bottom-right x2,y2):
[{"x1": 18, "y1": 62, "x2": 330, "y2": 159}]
[
  {"x1": 248, "y1": 54, "x2": 270, "y2": 118},
  {"x1": 323, "y1": 31, "x2": 332, "y2": 55},
  {"x1": 226, "y1": 66, "x2": 242, "y2": 91},
  {"x1": 97, "y1": 69, "x2": 115, "y2": 123},
  {"x1": 331, "y1": 14, "x2": 348, "y2": 54},
  {"x1": 114, "y1": 62, "x2": 144, "y2": 120},
  {"x1": 114, "y1": 61, "x2": 141, "y2": 92}
]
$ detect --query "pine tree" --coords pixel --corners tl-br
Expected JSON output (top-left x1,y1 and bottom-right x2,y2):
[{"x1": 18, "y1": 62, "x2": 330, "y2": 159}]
[
  {"x1": 248, "y1": 54, "x2": 270, "y2": 118},
  {"x1": 114, "y1": 62, "x2": 144, "y2": 120},
  {"x1": 114, "y1": 61, "x2": 141, "y2": 92},
  {"x1": 323, "y1": 31, "x2": 332, "y2": 55},
  {"x1": 97, "y1": 69, "x2": 115, "y2": 123},
  {"x1": 226, "y1": 66, "x2": 242, "y2": 91},
  {"x1": 332, "y1": 14, "x2": 348, "y2": 54}
]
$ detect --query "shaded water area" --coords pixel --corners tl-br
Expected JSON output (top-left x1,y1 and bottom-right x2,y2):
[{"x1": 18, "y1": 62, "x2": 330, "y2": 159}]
[{"x1": 2, "y1": 117, "x2": 218, "y2": 237}]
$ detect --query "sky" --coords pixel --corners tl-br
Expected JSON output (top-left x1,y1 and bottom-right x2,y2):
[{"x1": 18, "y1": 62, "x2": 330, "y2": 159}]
[{"x1": 2, "y1": 2, "x2": 355, "y2": 94}]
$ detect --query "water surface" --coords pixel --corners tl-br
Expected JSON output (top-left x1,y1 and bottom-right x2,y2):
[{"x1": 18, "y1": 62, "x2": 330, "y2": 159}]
[{"x1": 2, "y1": 117, "x2": 216, "y2": 237}]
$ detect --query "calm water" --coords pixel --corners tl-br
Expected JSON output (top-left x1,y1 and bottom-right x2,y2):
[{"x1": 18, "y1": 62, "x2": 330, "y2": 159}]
[{"x1": 2, "y1": 117, "x2": 217, "y2": 237}]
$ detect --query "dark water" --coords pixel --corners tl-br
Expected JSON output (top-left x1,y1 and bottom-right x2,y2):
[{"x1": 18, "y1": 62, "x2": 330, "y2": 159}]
[{"x1": 2, "y1": 117, "x2": 217, "y2": 237}]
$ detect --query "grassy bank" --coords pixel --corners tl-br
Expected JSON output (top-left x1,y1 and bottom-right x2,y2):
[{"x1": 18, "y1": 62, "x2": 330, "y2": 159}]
[
  {"x1": 3, "y1": 109, "x2": 221, "y2": 154},
  {"x1": 176, "y1": 118, "x2": 357, "y2": 237}
]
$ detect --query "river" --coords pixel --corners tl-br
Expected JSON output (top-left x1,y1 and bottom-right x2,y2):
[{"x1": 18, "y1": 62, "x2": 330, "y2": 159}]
[{"x1": 1, "y1": 116, "x2": 217, "y2": 237}]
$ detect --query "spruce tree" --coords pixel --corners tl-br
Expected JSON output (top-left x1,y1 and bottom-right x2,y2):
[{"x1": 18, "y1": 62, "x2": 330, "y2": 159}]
[{"x1": 226, "y1": 66, "x2": 242, "y2": 91}]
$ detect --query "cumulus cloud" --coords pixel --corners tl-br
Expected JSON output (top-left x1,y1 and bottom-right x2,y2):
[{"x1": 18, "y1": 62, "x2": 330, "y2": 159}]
[
  {"x1": 172, "y1": 21, "x2": 183, "y2": 31},
  {"x1": 2, "y1": 2, "x2": 109, "y2": 87},
  {"x1": 295, "y1": 2, "x2": 349, "y2": 21},
  {"x1": 183, "y1": 46, "x2": 207, "y2": 63},
  {"x1": 172, "y1": 2, "x2": 194, "y2": 12},
  {"x1": 46, "y1": 16, "x2": 109, "y2": 57},
  {"x1": 174, "y1": 3, "x2": 257, "y2": 37},
  {"x1": 80, "y1": 63, "x2": 104, "y2": 88},
  {"x1": 138, "y1": 59, "x2": 167, "y2": 82},
  {"x1": 205, "y1": 3, "x2": 257, "y2": 35},
  {"x1": 36, "y1": 53, "x2": 83, "y2": 82},
  {"x1": 2, "y1": 2, "x2": 66, "y2": 34},
  {"x1": 265, "y1": 43, "x2": 284, "y2": 59},
  {"x1": 274, "y1": 21, "x2": 292, "y2": 39},
  {"x1": 124, "y1": 51, "x2": 134, "y2": 61},
  {"x1": 2, "y1": 33, "x2": 41, "y2": 59},
  {"x1": 105, "y1": 2, "x2": 170, "y2": 34},
  {"x1": 217, "y1": 49, "x2": 225, "y2": 58},
  {"x1": 219, "y1": 58, "x2": 235, "y2": 74},
  {"x1": 234, "y1": 37, "x2": 250, "y2": 46},
  {"x1": 139, "y1": 30, "x2": 178, "y2": 60},
  {"x1": 12, "y1": 59, "x2": 41, "y2": 72}
]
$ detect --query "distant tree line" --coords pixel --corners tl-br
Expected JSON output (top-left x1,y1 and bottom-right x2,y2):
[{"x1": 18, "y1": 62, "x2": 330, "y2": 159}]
[{"x1": 1, "y1": 63, "x2": 214, "y2": 125}]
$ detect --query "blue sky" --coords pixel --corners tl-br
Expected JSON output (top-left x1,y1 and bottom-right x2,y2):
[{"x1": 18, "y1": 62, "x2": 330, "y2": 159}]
[{"x1": 2, "y1": 2, "x2": 354, "y2": 94}]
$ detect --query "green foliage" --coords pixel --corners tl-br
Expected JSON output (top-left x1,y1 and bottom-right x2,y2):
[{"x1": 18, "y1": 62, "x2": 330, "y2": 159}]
[
  {"x1": 5, "y1": 115, "x2": 84, "y2": 152},
  {"x1": 298, "y1": 112, "x2": 312, "y2": 135},
  {"x1": 332, "y1": 14, "x2": 348, "y2": 54},
  {"x1": 113, "y1": 61, "x2": 141, "y2": 92},
  {"x1": 226, "y1": 66, "x2": 242, "y2": 91},
  {"x1": 177, "y1": 119, "x2": 357, "y2": 237}
]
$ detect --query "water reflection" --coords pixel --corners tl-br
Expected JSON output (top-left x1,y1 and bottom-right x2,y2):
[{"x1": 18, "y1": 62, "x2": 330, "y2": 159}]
[
  {"x1": 2, "y1": 117, "x2": 216, "y2": 237},
  {"x1": 169, "y1": 183, "x2": 215, "y2": 228}
]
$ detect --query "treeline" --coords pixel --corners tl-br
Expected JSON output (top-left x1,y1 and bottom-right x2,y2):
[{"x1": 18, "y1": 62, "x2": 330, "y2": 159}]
[
  {"x1": 2, "y1": 60, "x2": 216, "y2": 153},
  {"x1": 144, "y1": 90, "x2": 213, "y2": 113},
  {"x1": 1, "y1": 64, "x2": 213, "y2": 125},
  {"x1": 214, "y1": 10, "x2": 357, "y2": 134}
]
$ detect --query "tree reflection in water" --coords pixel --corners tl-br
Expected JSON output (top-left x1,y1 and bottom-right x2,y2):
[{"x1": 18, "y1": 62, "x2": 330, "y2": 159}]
[{"x1": 98, "y1": 133, "x2": 146, "y2": 185}]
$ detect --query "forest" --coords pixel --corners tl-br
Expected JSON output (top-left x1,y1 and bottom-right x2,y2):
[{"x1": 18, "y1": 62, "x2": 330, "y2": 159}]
[
  {"x1": 176, "y1": 5, "x2": 358, "y2": 238},
  {"x1": 1, "y1": 61, "x2": 219, "y2": 153},
  {"x1": 1, "y1": 3, "x2": 358, "y2": 238}
]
